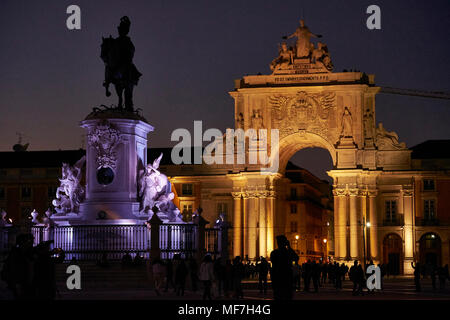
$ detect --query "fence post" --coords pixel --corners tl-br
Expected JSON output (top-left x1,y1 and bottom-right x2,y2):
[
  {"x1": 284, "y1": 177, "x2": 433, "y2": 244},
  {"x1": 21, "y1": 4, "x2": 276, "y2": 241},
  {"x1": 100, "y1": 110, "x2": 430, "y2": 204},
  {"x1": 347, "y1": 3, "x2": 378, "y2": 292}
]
[
  {"x1": 193, "y1": 208, "x2": 209, "y2": 263},
  {"x1": 149, "y1": 207, "x2": 162, "y2": 261}
]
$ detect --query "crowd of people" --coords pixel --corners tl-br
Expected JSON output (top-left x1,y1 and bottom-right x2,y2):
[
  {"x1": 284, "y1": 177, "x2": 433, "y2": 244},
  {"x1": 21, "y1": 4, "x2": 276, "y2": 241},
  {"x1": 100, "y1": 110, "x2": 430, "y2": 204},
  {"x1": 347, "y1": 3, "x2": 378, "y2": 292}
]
[
  {"x1": 2, "y1": 232, "x2": 449, "y2": 300},
  {"x1": 0, "y1": 234, "x2": 65, "y2": 300},
  {"x1": 412, "y1": 261, "x2": 450, "y2": 292}
]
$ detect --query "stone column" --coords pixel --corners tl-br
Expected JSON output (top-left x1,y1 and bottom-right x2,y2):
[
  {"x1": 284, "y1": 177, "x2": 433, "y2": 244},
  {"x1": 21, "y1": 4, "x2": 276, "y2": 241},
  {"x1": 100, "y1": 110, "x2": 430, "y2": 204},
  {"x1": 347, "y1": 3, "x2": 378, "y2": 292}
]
[
  {"x1": 247, "y1": 193, "x2": 257, "y2": 261},
  {"x1": 232, "y1": 192, "x2": 242, "y2": 258},
  {"x1": 349, "y1": 189, "x2": 360, "y2": 261},
  {"x1": 259, "y1": 193, "x2": 267, "y2": 258},
  {"x1": 368, "y1": 191, "x2": 379, "y2": 262},
  {"x1": 402, "y1": 187, "x2": 414, "y2": 275},
  {"x1": 333, "y1": 193, "x2": 340, "y2": 259},
  {"x1": 334, "y1": 188, "x2": 348, "y2": 261},
  {"x1": 266, "y1": 192, "x2": 275, "y2": 255},
  {"x1": 242, "y1": 194, "x2": 249, "y2": 258}
]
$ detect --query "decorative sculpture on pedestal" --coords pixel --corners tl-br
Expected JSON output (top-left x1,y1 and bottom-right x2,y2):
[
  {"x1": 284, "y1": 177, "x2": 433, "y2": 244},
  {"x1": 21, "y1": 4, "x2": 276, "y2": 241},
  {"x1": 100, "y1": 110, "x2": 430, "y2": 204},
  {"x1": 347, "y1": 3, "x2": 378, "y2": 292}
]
[
  {"x1": 138, "y1": 153, "x2": 182, "y2": 222},
  {"x1": 101, "y1": 16, "x2": 142, "y2": 110},
  {"x1": 52, "y1": 156, "x2": 86, "y2": 214},
  {"x1": 376, "y1": 123, "x2": 407, "y2": 150},
  {"x1": 286, "y1": 19, "x2": 322, "y2": 58},
  {"x1": 0, "y1": 209, "x2": 9, "y2": 226},
  {"x1": 270, "y1": 42, "x2": 294, "y2": 72},
  {"x1": 271, "y1": 19, "x2": 333, "y2": 74},
  {"x1": 87, "y1": 120, "x2": 123, "y2": 186},
  {"x1": 341, "y1": 107, "x2": 353, "y2": 138}
]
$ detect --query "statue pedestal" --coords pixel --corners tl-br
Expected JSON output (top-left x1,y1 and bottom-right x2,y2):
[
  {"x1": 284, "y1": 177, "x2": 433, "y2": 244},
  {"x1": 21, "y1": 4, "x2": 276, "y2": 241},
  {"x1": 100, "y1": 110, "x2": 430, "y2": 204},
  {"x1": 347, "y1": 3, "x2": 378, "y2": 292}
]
[{"x1": 78, "y1": 112, "x2": 154, "y2": 223}]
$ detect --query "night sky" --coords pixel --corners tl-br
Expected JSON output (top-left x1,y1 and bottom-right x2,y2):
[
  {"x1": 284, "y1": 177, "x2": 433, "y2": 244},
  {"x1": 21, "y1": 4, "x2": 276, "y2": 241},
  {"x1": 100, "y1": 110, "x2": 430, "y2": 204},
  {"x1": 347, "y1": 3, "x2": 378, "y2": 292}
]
[{"x1": 0, "y1": 0, "x2": 449, "y2": 180}]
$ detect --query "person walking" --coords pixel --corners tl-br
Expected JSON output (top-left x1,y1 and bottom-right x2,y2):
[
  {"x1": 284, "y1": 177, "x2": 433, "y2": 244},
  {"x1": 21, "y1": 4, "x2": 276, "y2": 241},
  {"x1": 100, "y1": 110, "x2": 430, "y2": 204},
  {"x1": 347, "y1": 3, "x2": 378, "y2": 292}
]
[
  {"x1": 312, "y1": 260, "x2": 321, "y2": 293},
  {"x1": 174, "y1": 256, "x2": 188, "y2": 296},
  {"x1": 164, "y1": 258, "x2": 175, "y2": 292},
  {"x1": 152, "y1": 258, "x2": 166, "y2": 296},
  {"x1": 270, "y1": 235, "x2": 299, "y2": 300},
  {"x1": 188, "y1": 257, "x2": 198, "y2": 292},
  {"x1": 292, "y1": 259, "x2": 301, "y2": 292},
  {"x1": 350, "y1": 260, "x2": 364, "y2": 296},
  {"x1": 198, "y1": 255, "x2": 214, "y2": 300},
  {"x1": 411, "y1": 261, "x2": 421, "y2": 292},
  {"x1": 232, "y1": 256, "x2": 245, "y2": 299},
  {"x1": 258, "y1": 257, "x2": 270, "y2": 294},
  {"x1": 302, "y1": 260, "x2": 312, "y2": 292}
]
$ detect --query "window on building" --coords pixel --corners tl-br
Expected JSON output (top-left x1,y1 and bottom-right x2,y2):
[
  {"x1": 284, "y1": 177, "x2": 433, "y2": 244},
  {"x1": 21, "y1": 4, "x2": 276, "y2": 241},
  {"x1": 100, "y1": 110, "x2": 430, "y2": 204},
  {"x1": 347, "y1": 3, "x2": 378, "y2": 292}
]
[
  {"x1": 290, "y1": 221, "x2": 298, "y2": 233},
  {"x1": 0, "y1": 187, "x2": 5, "y2": 200},
  {"x1": 423, "y1": 179, "x2": 435, "y2": 191},
  {"x1": 385, "y1": 200, "x2": 397, "y2": 221},
  {"x1": 290, "y1": 204, "x2": 297, "y2": 214},
  {"x1": 424, "y1": 199, "x2": 436, "y2": 220},
  {"x1": 21, "y1": 186, "x2": 32, "y2": 200},
  {"x1": 182, "y1": 204, "x2": 193, "y2": 222},
  {"x1": 46, "y1": 168, "x2": 60, "y2": 178},
  {"x1": 181, "y1": 184, "x2": 193, "y2": 196},
  {"x1": 290, "y1": 188, "x2": 297, "y2": 199},
  {"x1": 217, "y1": 203, "x2": 228, "y2": 215}
]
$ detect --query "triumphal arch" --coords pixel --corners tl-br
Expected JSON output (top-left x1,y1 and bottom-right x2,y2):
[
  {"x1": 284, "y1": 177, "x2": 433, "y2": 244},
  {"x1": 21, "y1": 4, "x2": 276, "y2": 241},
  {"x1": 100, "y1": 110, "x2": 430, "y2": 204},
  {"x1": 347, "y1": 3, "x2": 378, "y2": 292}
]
[{"x1": 227, "y1": 19, "x2": 417, "y2": 273}]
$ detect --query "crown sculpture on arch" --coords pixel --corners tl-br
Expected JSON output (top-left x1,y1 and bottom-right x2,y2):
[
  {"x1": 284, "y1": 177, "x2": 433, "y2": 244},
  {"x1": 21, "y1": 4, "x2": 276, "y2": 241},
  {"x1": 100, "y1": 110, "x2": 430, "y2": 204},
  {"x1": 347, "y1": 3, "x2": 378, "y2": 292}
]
[{"x1": 270, "y1": 19, "x2": 333, "y2": 74}]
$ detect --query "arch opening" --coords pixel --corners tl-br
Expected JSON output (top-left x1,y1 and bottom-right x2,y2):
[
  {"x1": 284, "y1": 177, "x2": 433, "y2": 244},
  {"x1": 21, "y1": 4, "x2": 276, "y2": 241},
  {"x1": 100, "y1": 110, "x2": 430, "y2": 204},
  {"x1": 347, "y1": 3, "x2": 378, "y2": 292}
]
[
  {"x1": 419, "y1": 232, "x2": 442, "y2": 267},
  {"x1": 383, "y1": 233, "x2": 403, "y2": 275}
]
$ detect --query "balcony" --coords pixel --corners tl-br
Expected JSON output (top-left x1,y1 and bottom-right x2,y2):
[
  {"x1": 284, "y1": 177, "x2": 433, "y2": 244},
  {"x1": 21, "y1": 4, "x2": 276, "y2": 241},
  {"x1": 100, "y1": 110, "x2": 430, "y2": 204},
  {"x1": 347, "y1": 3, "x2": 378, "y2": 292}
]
[
  {"x1": 420, "y1": 218, "x2": 440, "y2": 226},
  {"x1": 382, "y1": 215, "x2": 404, "y2": 226}
]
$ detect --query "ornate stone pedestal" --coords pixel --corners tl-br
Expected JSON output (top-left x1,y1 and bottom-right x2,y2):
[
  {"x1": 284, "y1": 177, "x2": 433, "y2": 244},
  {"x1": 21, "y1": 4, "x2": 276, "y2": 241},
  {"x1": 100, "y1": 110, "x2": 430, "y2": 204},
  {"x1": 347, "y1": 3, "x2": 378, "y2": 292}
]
[{"x1": 78, "y1": 110, "x2": 154, "y2": 223}]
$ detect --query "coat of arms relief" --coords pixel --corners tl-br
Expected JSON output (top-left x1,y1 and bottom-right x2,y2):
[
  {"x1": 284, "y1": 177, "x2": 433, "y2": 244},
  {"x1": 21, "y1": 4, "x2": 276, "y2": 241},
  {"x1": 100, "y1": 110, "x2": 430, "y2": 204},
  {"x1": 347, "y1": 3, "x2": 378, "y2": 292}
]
[{"x1": 269, "y1": 91, "x2": 337, "y2": 142}]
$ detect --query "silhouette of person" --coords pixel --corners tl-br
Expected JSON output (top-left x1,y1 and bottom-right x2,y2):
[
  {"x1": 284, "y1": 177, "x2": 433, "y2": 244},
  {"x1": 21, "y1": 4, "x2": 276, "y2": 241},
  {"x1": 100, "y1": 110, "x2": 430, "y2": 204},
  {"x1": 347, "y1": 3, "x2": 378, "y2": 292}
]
[
  {"x1": 1, "y1": 234, "x2": 35, "y2": 299},
  {"x1": 350, "y1": 260, "x2": 364, "y2": 296},
  {"x1": 198, "y1": 255, "x2": 214, "y2": 300},
  {"x1": 411, "y1": 261, "x2": 421, "y2": 292},
  {"x1": 302, "y1": 260, "x2": 312, "y2": 292},
  {"x1": 232, "y1": 256, "x2": 245, "y2": 299},
  {"x1": 270, "y1": 235, "x2": 299, "y2": 300},
  {"x1": 312, "y1": 260, "x2": 321, "y2": 292},
  {"x1": 257, "y1": 257, "x2": 270, "y2": 294}
]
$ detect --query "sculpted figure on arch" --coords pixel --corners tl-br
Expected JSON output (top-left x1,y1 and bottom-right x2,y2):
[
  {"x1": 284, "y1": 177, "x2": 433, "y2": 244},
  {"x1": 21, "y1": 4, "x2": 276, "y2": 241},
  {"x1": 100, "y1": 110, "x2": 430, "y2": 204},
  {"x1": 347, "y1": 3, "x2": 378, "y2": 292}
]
[
  {"x1": 341, "y1": 107, "x2": 353, "y2": 138},
  {"x1": 286, "y1": 19, "x2": 322, "y2": 58},
  {"x1": 270, "y1": 42, "x2": 294, "y2": 71}
]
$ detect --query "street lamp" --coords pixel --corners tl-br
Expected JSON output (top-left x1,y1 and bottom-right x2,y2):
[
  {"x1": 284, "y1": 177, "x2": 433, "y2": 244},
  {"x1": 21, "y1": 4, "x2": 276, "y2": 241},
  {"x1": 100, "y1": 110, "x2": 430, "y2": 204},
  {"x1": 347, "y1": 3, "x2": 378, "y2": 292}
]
[{"x1": 362, "y1": 219, "x2": 371, "y2": 269}]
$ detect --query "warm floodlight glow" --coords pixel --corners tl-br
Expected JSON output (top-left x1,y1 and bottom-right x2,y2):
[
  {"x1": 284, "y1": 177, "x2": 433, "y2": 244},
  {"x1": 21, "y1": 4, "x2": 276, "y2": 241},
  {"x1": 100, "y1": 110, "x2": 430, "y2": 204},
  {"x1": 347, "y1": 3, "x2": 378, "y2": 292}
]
[
  {"x1": 295, "y1": 235, "x2": 299, "y2": 240},
  {"x1": 366, "y1": 222, "x2": 371, "y2": 227},
  {"x1": 323, "y1": 238, "x2": 327, "y2": 243}
]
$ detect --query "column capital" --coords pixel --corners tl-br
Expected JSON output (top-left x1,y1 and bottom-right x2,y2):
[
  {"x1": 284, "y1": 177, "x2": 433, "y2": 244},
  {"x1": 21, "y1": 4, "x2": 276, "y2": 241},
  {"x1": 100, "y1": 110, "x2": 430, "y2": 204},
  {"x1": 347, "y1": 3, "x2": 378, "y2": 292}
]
[
  {"x1": 332, "y1": 188, "x2": 347, "y2": 196},
  {"x1": 348, "y1": 188, "x2": 359, "y2": 197},
  {"x1": 368, "y1": 190, "x2": 378, "y2": 197},
  {"x1": 231, "y1": 192, "x2": 242, "y2": 199},
  {"x1": 402, "y1": 185, "x2": 413, "y2": 197}
]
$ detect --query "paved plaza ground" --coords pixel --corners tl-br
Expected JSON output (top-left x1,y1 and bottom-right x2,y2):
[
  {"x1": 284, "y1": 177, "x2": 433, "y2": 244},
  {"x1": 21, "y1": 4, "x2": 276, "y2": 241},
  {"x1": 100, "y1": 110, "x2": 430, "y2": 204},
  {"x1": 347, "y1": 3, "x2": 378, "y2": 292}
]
[{"x1": 0, "y1": 277, "x2": 443, "y2": 301}]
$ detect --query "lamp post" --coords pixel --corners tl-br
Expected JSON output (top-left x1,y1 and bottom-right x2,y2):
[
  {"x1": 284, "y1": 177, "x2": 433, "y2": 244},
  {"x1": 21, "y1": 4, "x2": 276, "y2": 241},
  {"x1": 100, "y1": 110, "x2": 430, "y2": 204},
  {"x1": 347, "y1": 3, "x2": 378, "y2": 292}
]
[{"x1": 362, "y1": 218, "x2": 371, "y2": 270}]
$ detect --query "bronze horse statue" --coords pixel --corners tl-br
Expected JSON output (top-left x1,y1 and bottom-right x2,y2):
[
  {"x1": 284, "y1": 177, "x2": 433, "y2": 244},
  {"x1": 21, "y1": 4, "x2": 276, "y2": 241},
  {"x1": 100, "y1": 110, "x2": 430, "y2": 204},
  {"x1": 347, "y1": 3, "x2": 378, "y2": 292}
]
[{"x1": 100, "y1": 16, "x2": 142, "y2": 110}]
